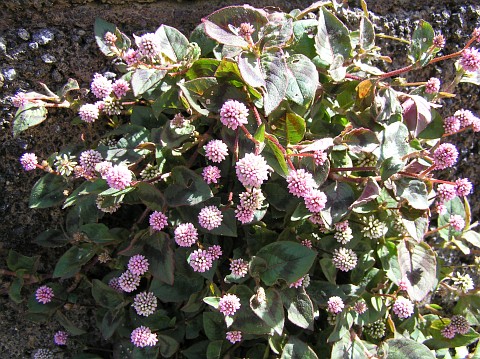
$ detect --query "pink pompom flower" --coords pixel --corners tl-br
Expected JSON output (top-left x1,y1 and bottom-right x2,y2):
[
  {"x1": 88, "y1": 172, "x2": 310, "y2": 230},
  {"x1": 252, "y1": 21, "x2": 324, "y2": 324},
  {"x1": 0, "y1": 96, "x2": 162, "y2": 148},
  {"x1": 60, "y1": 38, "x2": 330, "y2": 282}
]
[
  {"x1": 207, "y1": 245, "x2": 223, "y2": 260},
  {"x1": 204, "y1": 140, "x2": 229, "y2": 163},
  {"x1": 198, "y1": 205, "x2": 223, "y2": 230},
  {"x1": 35, "y1": 285, "x2": 54, "y2": 304},
  {"x1": 304, "y1": 189, "x2": 327, "y2": 213},
  {"x1": 128, "y1": 254, "x2": 149, "y2": 276},
  {"x1": 327, "y1": 296, "x2": 344, "y2": 314},
  {"x1": 91, "y1": 73, "x2": 113, "y2": 100},
  {"x1": 460, "y1": 48, "x2": 480, "y2": 72},
  {"x1": 53, "y1": 331, "x2": 68, "y2": 346},
  {"x1": 455, "y1": 178, "x2": 473, "y2": 197},
  {"x1": 226, "y1": 330, "x2": 242, "y2": 344},
  {"x1": 174, "y1": 223, "x2": 198, "y2": 247},
  {"x1": 425, "y1": 77, "x2": 440, "y2": 94},
  {"x1": 20, "y1": 153, "x2": 38, "y2": 171},
  {"x1": 202, "y1": 165, "x2": 221, "y2": 184},
  {"x1": 112, "y1": 79, "x2": 130, "y2": 98},
  {"x1": 449, "y1": 215, "x2": 465, "y2": 231},
  {"x1": 131, "y1": 326, "x2": 158, "y2": 348},
  {"x1": 392, "y1": 296, "x2": 414, "y2": 319},
  {"x1": 235, "y1": 153, "x2": 270, "y2": 188},
  {"x1": 230, "y1": 258, "x2": 248, "y2": 278},
  {"x1": 433, "y1": 143, "x2": 458, "y2": 170},
  {"x1": 149, "y1": 211, "x2": 168, "y2": 231},
  {"x1": 287, "y1": 169, "x2": 317, "y2": 198},
  {"x1": 106, "y1": 164, "x2": 132, "y2": 190},
  {"x1": 189, "y1": 249, "x2": 213, "y2": 273},
  {"x1": 218, "y1": 293, "x2": 241, "y2": 316},
  {"x1": 118, "y1": 270, "x2": 141, "y2": 292},
  {"x1": 220, "y1": 100, "x2": 249, "y2": 130}
]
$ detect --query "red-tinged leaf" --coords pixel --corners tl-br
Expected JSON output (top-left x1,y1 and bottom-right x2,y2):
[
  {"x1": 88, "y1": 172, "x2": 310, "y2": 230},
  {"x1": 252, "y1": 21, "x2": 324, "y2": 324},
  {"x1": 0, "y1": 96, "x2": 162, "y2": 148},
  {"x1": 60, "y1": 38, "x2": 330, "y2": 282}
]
[
  {"x1": 349, "y1": 178, "x2": 381, "y2": 209},
  {"x1": 342, "y1": 128, "x2": 379, "y2": 153}
]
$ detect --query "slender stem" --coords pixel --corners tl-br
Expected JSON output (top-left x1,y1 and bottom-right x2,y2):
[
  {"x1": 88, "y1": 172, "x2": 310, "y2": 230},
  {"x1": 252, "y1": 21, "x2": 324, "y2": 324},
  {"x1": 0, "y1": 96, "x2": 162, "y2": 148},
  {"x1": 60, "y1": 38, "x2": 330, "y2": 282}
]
[
  {"x1": 264, "y1": 133, "x2": 295, "y2": 170},
  {"x1": 328, "y1": 172, "x2": 367, "y2": 184},
  {"x1": 239, "y1": 125, "x2": 260, "y2": 146},
  {"x1": 330, "y1": 166, "x2": 377, "y2": 172},
  {"x1": 397, "y1": 171, "x2": 456, "y2": 185},
  {"x1": 424, "y1": 224, "x2": 450, "y2": 236},
  {"x1": 376, "y1": 33, "x2": 411, "y2": 44},
  {"x1": 345, "y1": 73, "x2": 364, "y2": 81},
  {"x1": 251, "y1": 105, "x2": 263, "y2": 126}
]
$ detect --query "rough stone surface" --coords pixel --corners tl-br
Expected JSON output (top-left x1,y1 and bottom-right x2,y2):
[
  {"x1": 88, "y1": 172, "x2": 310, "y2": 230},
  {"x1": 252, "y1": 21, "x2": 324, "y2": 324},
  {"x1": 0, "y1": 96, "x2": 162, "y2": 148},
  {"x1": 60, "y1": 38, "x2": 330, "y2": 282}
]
[{"x1": 1, "y1": 0, "x2": 479, "y2": 357}]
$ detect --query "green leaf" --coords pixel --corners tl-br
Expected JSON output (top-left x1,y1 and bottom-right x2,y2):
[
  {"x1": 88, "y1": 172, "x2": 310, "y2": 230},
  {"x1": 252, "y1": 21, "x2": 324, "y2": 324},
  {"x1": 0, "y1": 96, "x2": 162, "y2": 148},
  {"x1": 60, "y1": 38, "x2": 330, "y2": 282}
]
[
  {"x1": 157, "y1": 334, "x2": 180, "y2": 358},
  {"x1": 320, "y1": 257, "x2": 337, "y2": 284},
  {"x1": 94, "y1": 18, "x2": 120, "y2": 56},
  {"x1": 29, "y1": 173, "x2": 67, "y2": 209},
  {"x1": 349, "y1": 178, "x2": 381, "y2": 210},
  {"x1": 202, "y1": 5, "x2": 268, "y2": 47},
  {"x1": 165, "y1": 166, "x2": 213, "y2": 207},
  {"x1": 371, "y1": 88, "x2": 402, "y2": 123},
  {"x1": 53, "y1": 244, "x2": 96, "y2": 279},
  {"x1": 101, "y1": 308, "x2": 124, "y2": 340},
  {"x1": 281, "y1": 288, "x2": 314, "y2": 329},
  {"x1": 376, "y1": 122, "x2": 410, "y2": 164},
  {"x1": 156, "y1": 25, "x2": 190, "y2": 62},
  {"x1": 285, "y1": 112, "x2": 306, "y2": 144},
  {"x1": 439, "y1": 197, "x2": 466, "y2": 240},
  {"x1": 55, "y1": 311, "x2": 87, "y2": 335},
  {"x1": 34, "y1": 229, "x2": 70, "y2": 248},
  {"x1": 359, "y1": 16, "x2": 375, "y2": 50},
  {"x1": 385, "y1": 338, "x2": 435, "y2": 359},
  {"x1": 260, "y1": 13, "x2": 294, "y2": 49},
  {"x1": 9, "y1": 276, "x2": 24, "y2": 304},
  {"x1": 28, "y1": 283, "x2": 66, "y2": 316},
  {"x1": 178, "y1": 77, "x2": 218, "y2": 116},
  {"x1": 256, "y1": 241, "x2": 316, "y2": 286},
  {"x1": 131, "y1": 69, "x2": 167, "y2": 97},
  {"x1": 265, "y1": 136, "x2": 289, "y2": 176},
  {"x1": 150, "y1": 273, "x2": 204, "y2": 303},
  {"x1": 58, "y1": 78, "x2": 80, "y2": 99},
  {"x1": 203, "y1": 312, "x2": 225, "y2": 340},
  {"x1": 136, "y1": 182, "x2": 166, "y2": 211},
  {"x1": 380, "y1": 157, "x2": 405, "y2": 181},
  {"x1": 80, "y1": 223, "x2": 118, "y2": 244},
  {"x1": 397, "y1": 241, "x2": 436, "y2": 302},
  {"x1": 261, "y1": 50, "x2": 289, "y2": 116},
  {"x1": 322, "y1": 181, "x2": 356, "y2": 226},
  {"x1": 92, "y1": 279, "x2": 124, "y2": 309},
  {"x1": 418, "y1": 108, "x2": 445, "y2": 139},
  {"x1": 281, "y1": 337, "x2": 318, "y2": 359},
  {"x1": 207, "y1": 340, "x2": 228, "y2": 359},
  {"x1": 285, "y1": 54, "x2": 319, "y2": 107},
  {"x1": 402, "y1": 95, "x2": 433, "y2": 137},
  {"x1": 342, "y1": 128, "x2": 379, "y2": 153},
  {"x1": 409, "y1": 20, "x2": 434, "y2": 66},
  {"x1": 462, "y1": 230, "x2": 480, "y2": 249},
  {"x1": 144, "y1": 232, "x2": 175, "y2": 285},
  {"x1": 182, "y1": 341, "x2": 210, "y2": 359},
  {"x1": 238, "y1": 52, "x2": 266, "y2": 88},
  {"x1": 250, "y1": 287, "x2": 284, "y2": 335},
  {"x1": 331, "y1": 333, "x2": 375, "y2": 359},
  {"x1": 72, "y1": 354, "x2": 103, "y2": 359},
  {"x1": 395, "y1": 178, "x2": 429, "y2": 210},
  {"x1": 7, "y1": 250, "x2": 39, "y2": 272},
  {"x1": 315, "y1": 7, "x2": 352, "y2": 66},
  {"x1": 13, "y1": 104, "x2": 47, "y2": 137}
]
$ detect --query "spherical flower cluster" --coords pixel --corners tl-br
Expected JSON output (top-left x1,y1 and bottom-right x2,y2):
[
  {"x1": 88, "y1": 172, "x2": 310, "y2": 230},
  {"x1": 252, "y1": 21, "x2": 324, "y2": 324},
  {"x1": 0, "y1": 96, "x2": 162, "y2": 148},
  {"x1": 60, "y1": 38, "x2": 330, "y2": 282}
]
[
  {"x1": 235, "y1": 153, "x2": 270, "y2": 188},
  {"x1": 149, "y1": 211, "x2": 168, "y2": 231},
  {"x1": 454, "y1": 109, "x2": 475, "y2": 128},
  {"x1": 301, "y1": 239, "x2": 312, "y2": 248},
  {"x1": 118, "y1": 270, "x2": 141, "y2": 292},
  {"x1": 361, "y1": 215, "x2": 386, "y2": 239},
  {"x1": 425, "y1": 77, "x2": 440, "y2": 94},
  {"x1": 208, "y1": 245, "x2": 223, "y2": 260},
  {"x1": 35, "y1": 285, "x2": 54, "y2": 304},
  {"x1": 433, "y1": 143, "x2": 458, "y2": 170},
  {"x1": 449, "y1": 214, "x2": 465, "y2": 231},
  {"x1": 98, "y1": 251, "x2": 111, "y2": 263},
  {"x1": 91, "y1": 73, "x2": 113, "y2": 99},
  {"x1": 198, "y1": 205, "x2": 223, "y2": 230},
  {"x1": 202, "y1": 165, "x2": 221, "y2": 184},
  {"x1": 123, "y1": 48, "x2": 138, "y2": 66},
  {"x1": 131, "y1": 326, "x2": 158, "y2": 348},
  {"x1": 433, "y1": 34, "x2": 446, "y2": 48},
  {"x1": 239, "y1": 188, "x2": 265, "y2": 210},
  {"x1": 287, "y1": 169, "x2": 317, "y2": 198},
  {"x1": 435, "y1": 201, "x2": 447, "y2": 215},
  {"x1": 218, "y1": 293, "x2": 241, "y2": 316},
  {"x1": 309, "y1": 213, "x2": 325, "y2": 227},
  {"x1": 54, "y1": 331, "x2": 68, "y2": 346},
  {"x1": 102, "y1": 97, "x2": 123, "y2": 116},
  {"x1": 460, "y1": 47, "x2": 480, "y2": 72},
  {"x1": 96, "y1": 195, "x2": 121, "y2": 213},
  {"x1": 103, "y1": 31, "x2": 117, "y2": 45},
  {"x1": 304, "y1": 189, "x2": 327, "y2": 213},
  {"x1": 226, "y1": 330, "x2": 242, "y2": 344},
  {"x1": 189, "y1": 249, "x2": 213, "y2": 273},
  {"x1": 108, "y1": 277, "x2": 123, "y2": 292},
  {"x1": 314, "y1": 150, "x2": 328, "y2": 166},
  {"x1": 174, "y1": 223, "x2": 198, "y2": 247},
  {"x1": 20, "y1": 152, "x2": 38, "y2": 171},
  {"x1": 128, "y1": 254, "x2": 149, "y2": 276},
  {"x1": 239, "y1": 22, "x2": 255, "y2": 37},
  {"x1": 78, "y1": 103, "x2": 100, "y2": 123},
  {"x1": 332, "y1": 247, "x2": 358, "y2": 272},
  {"x1": 79, "y1": 149, "x2": 102, "y2": 176},
  {"x1": 112, "y1": 79, "x2": 130, "y2": 98},
  {"x1": 364, "y1": 320, "x2": 386, "y2": 339},
  {"x1": 455, "y1": 178, "x2": 473, "y2": 196},
  {"x1": 392, "y1": 296, "x2": 414, "y2": 319},
  {"x1": 452, "y1": 272, "x2": 475, "y2": 293},
  {"x1": 33, "y1": 349, "x2": 54, "y2": 359},
  {"x1": 220, "y1": 100, "x2": 249, "y2": 130},
  {"x1": 289, "y1": 277, "x2": 304, "y2": 288},
  {"x1": 450, "y1": 315, "x2": 470, "y2": 335},
  {"x1": 140, "y1": 164, "x2": 162, "y2": 182},
  {"x1": 133, "y1": 292, "x2": 157, "y2": 317},
  {"x1": 441, "y1": 324, "x2": 456, "y2": 339},
  {"x1": 204, "y1": 140, "x2": 229, "y2": 163},
  {"x1": 230, "y1": 258, "x2": 248, "y2": 278},
  {"x1": 106, "y1": 164, "x2": 132, "y2": 190},
  {"x1": 11, "y1": 92, "x2": 28, "y2": 107},
  {"x1": 437, "y1": 183, "x2": 457, "y2": 202},
  {"x1": 398, "y1": 279, "x2": 411, "y2": 291},
  {"x1": 95, "y1": 161, "x2": 113, "y2": 178},
  {"x1": 353, "y1": 300, "x2": 368, "y2": 314},
  {"x1": 136, "y1": 33, "x2": 160, "y2": 59},
  {"x1": 235, "y1": 205, "x2": 255, "y2": 224},
  {"x1": 334, "y1": 221, "x2": 353, "y2": 244},
  {"x1": 443, "y1": 116, "x2": 460, "y2": 135},
  {"x1": 54, "y1": 154, "x2": 77, "y2": 176},
  {"x1": 327, "y1": 296, "x2": 344, "y2": 314}
]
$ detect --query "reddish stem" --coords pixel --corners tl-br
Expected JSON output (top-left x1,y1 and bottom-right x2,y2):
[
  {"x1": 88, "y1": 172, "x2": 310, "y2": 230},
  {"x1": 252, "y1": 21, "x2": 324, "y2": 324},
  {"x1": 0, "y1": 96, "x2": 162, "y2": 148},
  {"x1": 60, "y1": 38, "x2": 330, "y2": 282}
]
[
  {"x1": 330, "y1": 166, "x2": 377, "y2": 172},
  {"x1": 264, "y1": 133, "x2": 295, "y2": 170}
]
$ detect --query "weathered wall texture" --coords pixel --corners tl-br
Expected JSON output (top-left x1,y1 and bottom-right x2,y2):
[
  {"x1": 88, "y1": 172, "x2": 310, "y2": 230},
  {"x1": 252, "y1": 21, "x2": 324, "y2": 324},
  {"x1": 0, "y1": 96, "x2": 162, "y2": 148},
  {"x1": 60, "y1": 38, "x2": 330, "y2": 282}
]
[{"x1": 0, "y1": 0, "x2": 479, "y2": 357}]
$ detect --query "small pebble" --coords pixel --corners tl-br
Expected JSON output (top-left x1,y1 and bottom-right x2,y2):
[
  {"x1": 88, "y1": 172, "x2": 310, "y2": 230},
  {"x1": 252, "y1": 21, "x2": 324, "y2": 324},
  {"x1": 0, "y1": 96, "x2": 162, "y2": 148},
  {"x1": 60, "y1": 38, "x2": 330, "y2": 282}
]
[
  {"x1": 2, "y1": 68, "x2": 17, "y2": 81},
  {"x1": 33, "y1": 29, "x2": 54, "y2": 45},
  {"x1": 18, "y1": 29, "x2": 30, "y2": 41},
  {"x1": 0, "y1": 37, "x2": 6, "y2": 53},
  {"x1": 41, "y1": 54, "x2": 56, "y2": 63},
  {"x1": 28, "y1": 42, "x2": 39, "y2": 50}
]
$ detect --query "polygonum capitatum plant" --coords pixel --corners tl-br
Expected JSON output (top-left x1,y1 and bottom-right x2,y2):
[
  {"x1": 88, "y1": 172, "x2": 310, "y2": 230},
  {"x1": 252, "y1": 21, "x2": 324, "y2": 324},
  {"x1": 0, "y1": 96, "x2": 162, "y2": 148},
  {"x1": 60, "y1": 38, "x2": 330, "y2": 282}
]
[{"x1": 8, "y1": 2, "x2": 480, "y2": 358}]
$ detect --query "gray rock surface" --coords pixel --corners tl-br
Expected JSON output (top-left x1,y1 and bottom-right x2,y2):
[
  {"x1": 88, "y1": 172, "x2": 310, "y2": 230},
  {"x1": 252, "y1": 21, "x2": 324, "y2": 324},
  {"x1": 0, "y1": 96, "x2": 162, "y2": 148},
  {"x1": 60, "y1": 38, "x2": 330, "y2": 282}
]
[{"x1": 1, "y1": 0, "x2": 479, "y2": 357}]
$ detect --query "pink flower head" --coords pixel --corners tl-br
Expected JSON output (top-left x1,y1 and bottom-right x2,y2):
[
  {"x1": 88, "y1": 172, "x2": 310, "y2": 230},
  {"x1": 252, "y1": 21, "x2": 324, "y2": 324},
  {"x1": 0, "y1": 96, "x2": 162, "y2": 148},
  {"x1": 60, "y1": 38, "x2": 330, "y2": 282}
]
[
  {"x1": 301, "y1": 239, "x2": 313, "y2": 248},
  {"x1": 309, "y1": 213, "x2": 325, "y2": 226},
  {"x1": 239, "y1": 188, "x2": 264, "y2": 210},
  {"x1": 78, "y1": 103, "x2": 100, "y2": 123},
  {"x1": 108, "y1": 277, "x2": 123, "y2": 292},
  {"x1": 106, "y1": 164, "x2": 132, "y2": 190},
  {"x1": 433, "y1": 34, "x2": 446, "y2": 48},
  {"x1": 112, "y1": 79, "x2": 130, "y2": 98},
  {"x1": 472, "y1": 116, "x2": 480, "y2": 132},
  {"x1": 149, "y1": 211, "x2": 168, "y2": 231},
  {"x1": 287, "y1": 169, "x2": 317, "y2": 198},
  {"x1": 433, "y1": 143, "x2": 458, "y2": 170},
  {"x1": 207, "y1": 245, "x2": 223, "y2": 260},
  {"x1": 174, "y1": 223, "x2": 198, "y2": 247},
  {"x1": 198, "y1": 205, "x2": 223, "y2": 230},
  {"x1": 136, "y1": 33, "x2": 160, "y2": 59},
  {"x1": 314, "y1": 150, "x2": 328, "y2": 166},
  {"x1": 332, "y1": 247, "x2": 357, "y2": 272},
  {"x1": 230, "y1": 258, "x2": 248, "y2": 278},
  {"x1": 91, "y1": 73, "x2": 113, "y2": 99},
  {"x1": 460, "y1": 48, "x2": 480, "y2": 72},
  {"x1": 202, "y1": 165, "x2": 221, "y2": 184},
  {"x1": 327, "y1": 296, "x2": 344, "y2": 314},
  {"x1": 20, "y1": 152, "x2": 38, "y2": 171},
  {"x1": 235, "y1": 205, "x2": 255, "y2": 224},
  {"x1": 425, "y1": 77, "x2": 440, "y2": 94},
  {"x1": 35, "y1": 285, "x2": 54, "y2": 304},
  {"x1": 435, "y1": 201, "x2": 447, "y2": 215},
  {"x1": 289, "y1": 277, "x2": 304, "y2": 288},
  {"x1": 95, "y1": 161, "x2": 113, "y2": 179},
  {"x1": 235, "y1": 153, "x2": 270, "y2": 188},
  {"x1": 131, "y1": 326, "x2": 158, "y2": 348},
  {"x1": 443, "y1": 116, "x2": 460, "y2": 135},
  {"x1": 128, "y1": 254, "x2": 149, "y2": 276},
  {"x1": 455, "y1": 178, "x2": 473, "y2": 197},
  {"x1": 204, "y1": 140, "x2": 229, "y2": 163},
  {"x1": 353, "y1": 301, "x2": 368, "y2": 314},
  {"x1": 398, "y1": 279, "x2": 411, "y2": 291},
  {"x1": 450, "y1": 315, "x2": 470, "y2": 335},
  {"x1": 123, "y1": 48, "x2": 138, "y2": 66},
  {"x1": 11, "y1": 92, "x2": 28, "y2": 107},
  {"x1": 53, "y1": 331, "x2": 68, "y2": 346},
  {"x1": 441, "y1": 324, "x2": 456, "y2": 339},
  {"x1": 218, "y1": 293, "x2": 241, "y2": 316},
  {"x1": 226, "y1": 330, "x2": 242, "y2": 344},
  {"x1": 454, "y1": 109, "x2": 475, "y2": 128},
  {"x1": 220, "y1": 100, "x2": 249, "y2": 130},
  {"x1": 189, "y1": 249, "x2": 213, "y2": 273},
  {"x1": 103, "y1": 31, "x2": 117, "y2": 45},
  {"x1": 437, "y1": 183, "x2": 457, "y2": 202},
  {"x1": 392, "y1": 296, "x2": 414, "y2": 319},
  {"x1": 79, "y1": 149, "x2": 102, "y2": 176},
  {"x1": 118, "y1": 270, "x2": 141, "y2": 292},
  {"x1": 449, "y1": 215, "x2": 465, "y2": 231},
  {"x1": 304, "y1": 189, "x2": 327, "y2": 213},
  {"x1": 133, "y1": 291, "x2": 157, "y2": 317}
]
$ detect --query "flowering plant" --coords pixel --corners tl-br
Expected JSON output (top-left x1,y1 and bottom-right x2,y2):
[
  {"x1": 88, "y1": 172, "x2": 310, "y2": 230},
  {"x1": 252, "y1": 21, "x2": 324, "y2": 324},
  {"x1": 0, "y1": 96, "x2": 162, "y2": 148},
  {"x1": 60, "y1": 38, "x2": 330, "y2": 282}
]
[{"x1": 9, "y1": 2, "x2": 480, "y2": 358}]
